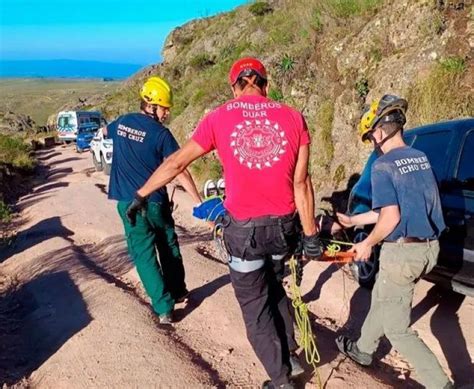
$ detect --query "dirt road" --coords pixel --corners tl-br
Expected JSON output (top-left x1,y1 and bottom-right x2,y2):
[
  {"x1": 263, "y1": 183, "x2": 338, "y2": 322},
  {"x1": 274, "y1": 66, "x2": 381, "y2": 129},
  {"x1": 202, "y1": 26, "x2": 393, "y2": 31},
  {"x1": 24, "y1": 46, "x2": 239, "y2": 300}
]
[{"x1": 1, "y1": 146, "x2": 472, "y2": 388}]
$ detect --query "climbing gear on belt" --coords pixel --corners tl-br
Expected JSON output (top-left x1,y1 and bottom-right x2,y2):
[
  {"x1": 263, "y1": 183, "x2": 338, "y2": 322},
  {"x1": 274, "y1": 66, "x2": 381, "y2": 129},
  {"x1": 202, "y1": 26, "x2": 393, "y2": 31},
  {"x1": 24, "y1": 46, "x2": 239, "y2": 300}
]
[
  {"x1": 288, "y1": 255, "x2": 322, "y2": 389},
  {"x1": 359, "y1": 95, "x2": 408, "y2": 148},
  {"x1": 222, "y1": 214, "x2": 298, "y2": 261},
  {"x1": 140, "y1": 76, "x2": 173, "y2": 107}
]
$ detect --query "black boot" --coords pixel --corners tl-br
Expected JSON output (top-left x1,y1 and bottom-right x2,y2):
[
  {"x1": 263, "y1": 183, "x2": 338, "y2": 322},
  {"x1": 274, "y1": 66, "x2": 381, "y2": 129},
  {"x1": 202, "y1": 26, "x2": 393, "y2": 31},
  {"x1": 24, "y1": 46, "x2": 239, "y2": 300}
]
[{"x1": 335, "y1": 335, "x2": 372, "y2": 366}]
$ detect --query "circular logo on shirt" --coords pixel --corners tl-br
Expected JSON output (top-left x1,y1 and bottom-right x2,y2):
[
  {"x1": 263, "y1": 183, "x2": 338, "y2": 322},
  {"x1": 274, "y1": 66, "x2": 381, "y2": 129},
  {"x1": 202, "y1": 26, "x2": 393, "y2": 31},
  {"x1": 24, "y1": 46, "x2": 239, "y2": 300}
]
[{"x1": 230, "y1": 119, "x2": 288, "y2": 170}]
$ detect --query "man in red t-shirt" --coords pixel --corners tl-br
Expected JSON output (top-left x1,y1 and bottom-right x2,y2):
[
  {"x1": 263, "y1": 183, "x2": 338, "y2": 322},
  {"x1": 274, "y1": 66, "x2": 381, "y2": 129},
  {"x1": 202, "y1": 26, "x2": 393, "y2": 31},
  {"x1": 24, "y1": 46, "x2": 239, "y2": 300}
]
[{"x1": 127, "y1": 57, "x2": 322, "y2": 389}]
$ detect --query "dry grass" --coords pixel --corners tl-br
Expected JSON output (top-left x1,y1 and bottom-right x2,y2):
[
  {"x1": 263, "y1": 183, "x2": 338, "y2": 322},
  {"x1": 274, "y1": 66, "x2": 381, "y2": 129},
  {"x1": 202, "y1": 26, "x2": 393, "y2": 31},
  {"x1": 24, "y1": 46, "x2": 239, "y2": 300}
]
[{"x1": 408, "y1": 58, "x2": 473, "y2": 125}]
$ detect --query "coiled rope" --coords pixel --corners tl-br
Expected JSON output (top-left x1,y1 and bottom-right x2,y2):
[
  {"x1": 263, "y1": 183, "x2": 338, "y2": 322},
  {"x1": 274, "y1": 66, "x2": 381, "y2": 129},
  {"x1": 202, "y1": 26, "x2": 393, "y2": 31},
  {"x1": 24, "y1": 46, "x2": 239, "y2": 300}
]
[{"x1": 288, "y1": 256, "x2": 322, "y2": 389}]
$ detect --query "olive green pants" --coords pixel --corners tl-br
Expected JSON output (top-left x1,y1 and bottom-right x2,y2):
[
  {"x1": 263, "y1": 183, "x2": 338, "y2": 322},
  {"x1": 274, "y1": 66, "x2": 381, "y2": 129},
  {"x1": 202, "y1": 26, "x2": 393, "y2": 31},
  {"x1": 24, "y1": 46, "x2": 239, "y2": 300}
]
[
  {"x1": 357, "y1": 240, "x2": 450, "y2": 388},
  {"x1": 117, "y1": 201, "x2": 186, "y2": 316}
]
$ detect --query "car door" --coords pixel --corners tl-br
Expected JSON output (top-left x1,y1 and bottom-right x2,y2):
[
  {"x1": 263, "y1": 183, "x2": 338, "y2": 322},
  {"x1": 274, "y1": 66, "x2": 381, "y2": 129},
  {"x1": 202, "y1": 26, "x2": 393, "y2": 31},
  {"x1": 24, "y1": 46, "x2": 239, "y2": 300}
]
[
  {"x1": 91, "y1": 129, "x2": 103, "y2": 160},
  {"x1": 439, "y1": 129, "x2": 474, "y2": 295}
]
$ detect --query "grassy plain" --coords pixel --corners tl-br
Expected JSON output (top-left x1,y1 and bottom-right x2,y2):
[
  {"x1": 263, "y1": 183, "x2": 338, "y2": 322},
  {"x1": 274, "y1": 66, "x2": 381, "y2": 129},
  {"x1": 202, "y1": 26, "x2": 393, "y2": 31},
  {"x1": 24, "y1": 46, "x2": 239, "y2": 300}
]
[{"x1": 0, "y1": 78, "x2": 120, "y2": 125}]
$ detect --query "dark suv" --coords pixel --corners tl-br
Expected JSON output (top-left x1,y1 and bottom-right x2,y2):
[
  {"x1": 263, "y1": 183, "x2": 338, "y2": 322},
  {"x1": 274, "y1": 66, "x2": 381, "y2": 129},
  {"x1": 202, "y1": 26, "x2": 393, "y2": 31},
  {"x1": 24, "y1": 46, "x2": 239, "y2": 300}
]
[{"x1": 346, "y1": 118, "x2": 474, "y2": 297}]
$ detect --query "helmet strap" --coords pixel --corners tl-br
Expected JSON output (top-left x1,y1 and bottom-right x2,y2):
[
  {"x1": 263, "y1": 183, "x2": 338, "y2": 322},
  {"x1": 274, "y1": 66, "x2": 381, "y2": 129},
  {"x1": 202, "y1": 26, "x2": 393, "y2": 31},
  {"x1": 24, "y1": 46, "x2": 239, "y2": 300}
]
[
  {"x1": 370, "y1": 126, "x2": 403, "y2": 155},
  {"x1": 241, "y1": 74, "x2": 264, "y2": 95},
  {"x1": 143, "y1": 104, "x2": 161, "y2": 122}
]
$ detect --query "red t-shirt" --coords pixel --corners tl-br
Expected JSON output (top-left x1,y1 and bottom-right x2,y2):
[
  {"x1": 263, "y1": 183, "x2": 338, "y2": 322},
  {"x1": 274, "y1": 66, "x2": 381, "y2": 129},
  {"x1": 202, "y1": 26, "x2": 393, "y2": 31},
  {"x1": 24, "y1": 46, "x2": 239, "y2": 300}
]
[{"x1": 192, "y1": 94, "x2": 310, "y2": 219}]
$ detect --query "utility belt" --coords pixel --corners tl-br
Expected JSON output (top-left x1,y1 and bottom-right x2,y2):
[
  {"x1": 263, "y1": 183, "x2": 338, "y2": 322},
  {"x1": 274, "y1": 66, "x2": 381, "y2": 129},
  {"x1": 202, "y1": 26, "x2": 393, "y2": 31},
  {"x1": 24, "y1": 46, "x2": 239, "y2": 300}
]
[{"x1": 221, "y1": 212, "x2": 301, "y2": 261}]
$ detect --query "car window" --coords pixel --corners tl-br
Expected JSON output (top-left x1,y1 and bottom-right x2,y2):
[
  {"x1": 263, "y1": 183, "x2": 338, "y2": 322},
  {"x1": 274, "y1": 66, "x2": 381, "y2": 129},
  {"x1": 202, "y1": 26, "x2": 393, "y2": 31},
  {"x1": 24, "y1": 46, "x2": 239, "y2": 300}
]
[
  {"x1": 58, "y1": 116, "x2": 73, "y2": 128},
  {"x1": 456, "y1": 130, "x2": 474, "y2": 191},
  {"x1": 411, "y1": 130, "x2": 453, "y2": 180}
]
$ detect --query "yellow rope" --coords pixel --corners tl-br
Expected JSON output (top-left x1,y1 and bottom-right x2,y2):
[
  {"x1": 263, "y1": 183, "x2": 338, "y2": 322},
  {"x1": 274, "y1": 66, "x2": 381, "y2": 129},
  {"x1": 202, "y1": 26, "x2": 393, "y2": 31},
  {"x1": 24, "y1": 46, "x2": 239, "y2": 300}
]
[
  {"x1": 288, "y1": 256, "x2": 322, "y2": 389},
  {"x1": 326, "y1": 243, "x2": 341, "y2": 257}
]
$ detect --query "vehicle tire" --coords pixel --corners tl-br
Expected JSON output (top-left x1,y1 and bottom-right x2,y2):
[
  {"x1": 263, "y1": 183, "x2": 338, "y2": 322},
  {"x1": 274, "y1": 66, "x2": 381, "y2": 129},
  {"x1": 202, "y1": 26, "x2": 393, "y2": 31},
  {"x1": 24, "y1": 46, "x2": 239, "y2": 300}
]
[
  {"x1": 350, "y1": 228, "x2": 380, "y2": 289},
  {"x1": 93, "y1": 153, "x2": 103, "y2": 172},
  {"x1": 102, "y1": 154, "x2": 111, "y2": 176}
]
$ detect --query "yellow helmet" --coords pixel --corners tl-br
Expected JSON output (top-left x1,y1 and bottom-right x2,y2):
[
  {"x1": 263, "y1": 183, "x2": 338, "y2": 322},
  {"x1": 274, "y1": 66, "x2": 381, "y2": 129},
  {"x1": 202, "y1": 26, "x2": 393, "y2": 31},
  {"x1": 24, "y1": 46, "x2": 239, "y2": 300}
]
[
  {"x1": 359, "y1": 95, "x2": 408, "y2": 143},
  {"x1": 140, "y1": 76, "x2": 173, "y2": 107}
]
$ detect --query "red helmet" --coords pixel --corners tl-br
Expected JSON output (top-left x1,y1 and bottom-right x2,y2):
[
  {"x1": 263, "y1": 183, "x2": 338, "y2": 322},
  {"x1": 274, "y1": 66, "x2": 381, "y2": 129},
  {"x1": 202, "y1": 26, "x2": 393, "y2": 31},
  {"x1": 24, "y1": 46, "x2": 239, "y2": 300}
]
[{"x1": 228, "y1": 57, "x2": 267, "y2": 86}]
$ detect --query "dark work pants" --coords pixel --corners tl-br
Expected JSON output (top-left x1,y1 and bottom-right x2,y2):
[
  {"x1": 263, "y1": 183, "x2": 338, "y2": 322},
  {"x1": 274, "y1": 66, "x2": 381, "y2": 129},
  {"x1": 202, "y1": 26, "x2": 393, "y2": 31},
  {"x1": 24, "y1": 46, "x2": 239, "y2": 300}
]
[
  {"x1": 117, "y1": 201, "x2": 187, "y2": 315},
  {"x1": 229, "y1": 258, "x2": 297, "y2": 386}
]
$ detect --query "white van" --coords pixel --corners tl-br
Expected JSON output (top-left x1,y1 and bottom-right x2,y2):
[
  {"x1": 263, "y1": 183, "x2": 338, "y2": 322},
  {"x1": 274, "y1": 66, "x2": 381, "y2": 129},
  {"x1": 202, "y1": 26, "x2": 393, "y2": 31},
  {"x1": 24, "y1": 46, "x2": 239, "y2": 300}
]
[{"x1": 56, "y1": 111, "x2": 103, "y2": 143}]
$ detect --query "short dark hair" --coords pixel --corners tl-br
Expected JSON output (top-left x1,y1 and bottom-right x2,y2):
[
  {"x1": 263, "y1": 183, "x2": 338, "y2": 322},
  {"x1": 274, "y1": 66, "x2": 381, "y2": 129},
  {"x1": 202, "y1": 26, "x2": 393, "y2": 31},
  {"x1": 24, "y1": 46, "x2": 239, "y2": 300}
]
[
  {"x1": 379, "y1": 121, "x2": 403, "y2": 136},
  {"x1": 140, "y1": 99, "x2": 158, "y2": 111},
  {"x1": 235, "y1": 71, "x2": 267, "y2": 90}
]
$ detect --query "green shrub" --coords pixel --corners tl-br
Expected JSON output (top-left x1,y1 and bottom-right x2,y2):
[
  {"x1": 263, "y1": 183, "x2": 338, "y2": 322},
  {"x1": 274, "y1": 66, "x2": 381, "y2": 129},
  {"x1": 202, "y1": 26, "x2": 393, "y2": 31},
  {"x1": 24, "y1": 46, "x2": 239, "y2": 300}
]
[
  {"x1": 268, "y1": 88, "x2": 284, "y2": 101},
  {"x1": 219, "y1": 42, "x2": 252, "y2": 61},
  {"x1": 0, "y1": 201, "x2": 11, "y2": 223},
  {"x1": 355, "y1": 77, "x2": 369, "y2": 99},
  {"x1": 327, "y1": 0, "x2": 382, "y2": 18},
  {"x1": 0, "y1": 134, "x2": 34, "y2": 169},
  {"x1": 249, "y1": 2, "x2": 273, "y2": 16},
  {"x1": 189, "y1": 54, "x2": 214, "y2": 70},
  {"x1": 439, "y1": 56, "x2": 466, "y2": 74},
  {"x1": 279, "y1": 54, "x2": 296, "y2": 73}
]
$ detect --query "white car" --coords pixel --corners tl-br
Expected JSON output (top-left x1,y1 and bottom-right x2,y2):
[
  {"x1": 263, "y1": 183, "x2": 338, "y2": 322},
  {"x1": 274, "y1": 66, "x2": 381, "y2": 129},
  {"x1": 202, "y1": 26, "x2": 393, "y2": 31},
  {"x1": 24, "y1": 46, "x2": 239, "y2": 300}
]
[{"x1": 90, "y1": 128, "x2": 113, "y2": 175}]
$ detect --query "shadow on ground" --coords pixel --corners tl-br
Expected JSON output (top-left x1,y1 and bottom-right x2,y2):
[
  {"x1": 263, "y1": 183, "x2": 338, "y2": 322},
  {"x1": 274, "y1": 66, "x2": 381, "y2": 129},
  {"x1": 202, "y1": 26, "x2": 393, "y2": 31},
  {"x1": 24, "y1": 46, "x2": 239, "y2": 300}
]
[
  {"x1": 0, "y1": 271, "x2": 92, "y2": 386},
  {"x1": 301, "y1": 262, "x2": 472, "y2": 387}
]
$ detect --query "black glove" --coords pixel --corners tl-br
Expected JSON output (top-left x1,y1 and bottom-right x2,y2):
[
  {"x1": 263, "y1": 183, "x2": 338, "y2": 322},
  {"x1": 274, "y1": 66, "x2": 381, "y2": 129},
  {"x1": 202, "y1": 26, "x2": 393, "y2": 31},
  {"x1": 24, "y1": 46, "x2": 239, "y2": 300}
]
[
  {"x1": 126, "y1": 193, "x2": 147, "y2": 226},
  {"x1": 302, "y1": 233, "x2": 323, "y2": 260}
]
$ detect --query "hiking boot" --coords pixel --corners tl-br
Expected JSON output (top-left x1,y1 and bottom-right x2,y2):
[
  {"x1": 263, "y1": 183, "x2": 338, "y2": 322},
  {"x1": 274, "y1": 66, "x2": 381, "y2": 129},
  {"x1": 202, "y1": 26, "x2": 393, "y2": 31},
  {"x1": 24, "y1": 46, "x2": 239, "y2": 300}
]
[
  {"x1": 158, "y1": 313, "x2": 173, "y2": 325},
  {"x1": 335, "y1": 335, "x2": 372, "y2": 366},
  {"x1": 262, "y1": 380, "x2": 295, "y2": 389},
  {"x1": 289, "y1": 353, "x2": 304, "y2": 378}
]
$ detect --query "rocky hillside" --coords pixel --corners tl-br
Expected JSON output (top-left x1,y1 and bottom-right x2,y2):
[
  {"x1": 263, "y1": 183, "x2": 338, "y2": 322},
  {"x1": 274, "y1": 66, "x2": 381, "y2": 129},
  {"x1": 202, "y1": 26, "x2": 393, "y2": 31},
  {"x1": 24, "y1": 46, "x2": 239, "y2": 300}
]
[{"x1": 78, "y1": 0, "x2": 473, "y2": 209}]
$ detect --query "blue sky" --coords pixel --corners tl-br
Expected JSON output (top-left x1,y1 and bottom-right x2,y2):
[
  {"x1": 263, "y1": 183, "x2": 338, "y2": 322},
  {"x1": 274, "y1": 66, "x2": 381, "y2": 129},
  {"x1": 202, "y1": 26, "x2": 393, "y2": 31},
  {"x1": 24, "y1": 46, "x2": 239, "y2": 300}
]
[{"x1": 0, "y1": 0, "x2": 249, "y2": 65}]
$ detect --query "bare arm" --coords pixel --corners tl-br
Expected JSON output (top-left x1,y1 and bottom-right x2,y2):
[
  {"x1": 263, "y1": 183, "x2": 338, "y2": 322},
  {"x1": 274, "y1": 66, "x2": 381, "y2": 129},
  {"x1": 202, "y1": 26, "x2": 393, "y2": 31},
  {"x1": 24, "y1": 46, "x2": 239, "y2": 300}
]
[
  {"x1": 137, "y1": 139, "x2": 207, "y2": 198},
  {"x1": 293, "y1": 144, "x2": 317, "y2": 236},
  {"x1": 350, "y1": 205, "x2": 400, "y2": 260},
  {"x1": 176, "y1": 168, "x2": 202, "y2": 204},
  {"x1": 365, "y1": 205, "x2": 400, "y2": 246},
  {"x1": 336, "y1": 210, "x2": 379, "y2": 228}
]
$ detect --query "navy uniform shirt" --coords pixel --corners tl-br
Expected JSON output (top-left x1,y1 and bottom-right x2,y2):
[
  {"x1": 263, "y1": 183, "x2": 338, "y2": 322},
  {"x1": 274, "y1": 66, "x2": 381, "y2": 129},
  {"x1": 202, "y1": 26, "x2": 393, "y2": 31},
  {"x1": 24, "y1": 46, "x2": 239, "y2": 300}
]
[
  {"x1": 371, "y1": 146, "x2": 446, "y2": 241},
  {"x1": 107, "y1": 113, "x2": 179, "y2": 203}
]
